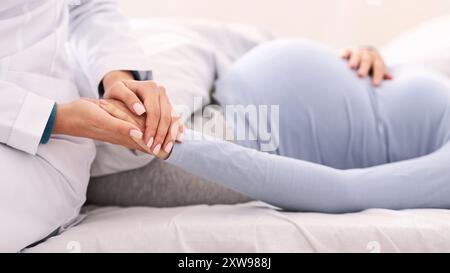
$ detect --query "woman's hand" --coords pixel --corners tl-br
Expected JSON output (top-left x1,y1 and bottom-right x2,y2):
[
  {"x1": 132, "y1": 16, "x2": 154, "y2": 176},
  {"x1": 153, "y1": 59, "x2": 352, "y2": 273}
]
[
  {"x1": 102, "y1": 71, "x2": 184, "y2": 155},
  {"x1": 341, "y1": 47, "x2": 393, "y2": 86},
  {"x1": 97, "y1": 98, "x2": 184, "y2": 160},
  {"x1": 52, "y1": 99, "x2": 150, "y2": 153}
]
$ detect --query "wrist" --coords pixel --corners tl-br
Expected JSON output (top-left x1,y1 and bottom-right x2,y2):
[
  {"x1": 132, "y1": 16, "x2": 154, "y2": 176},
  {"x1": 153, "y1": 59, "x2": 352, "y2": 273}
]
[
  {"x1": 102, "y1": 70, "x2": 134, "y2": 92},
  {"x1": 53, "y1": 102, "x2": 73, "y2": 135}
]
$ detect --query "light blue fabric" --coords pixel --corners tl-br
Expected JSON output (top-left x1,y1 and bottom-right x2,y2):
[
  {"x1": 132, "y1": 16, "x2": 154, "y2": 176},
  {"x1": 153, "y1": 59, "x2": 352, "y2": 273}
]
[{"x1": 167, "y1": 39, "x2": 450, "y2": 213}]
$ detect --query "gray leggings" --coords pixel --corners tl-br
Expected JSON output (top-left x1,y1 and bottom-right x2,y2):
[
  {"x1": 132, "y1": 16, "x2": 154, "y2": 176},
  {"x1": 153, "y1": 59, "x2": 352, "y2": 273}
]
[{"x1": 167, "y1": 39, "x2": 450, "y2": 213}]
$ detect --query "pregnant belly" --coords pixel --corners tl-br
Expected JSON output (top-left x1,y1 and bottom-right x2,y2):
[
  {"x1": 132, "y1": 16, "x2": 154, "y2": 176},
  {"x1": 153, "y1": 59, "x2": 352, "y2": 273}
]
[
  {"x1": 214, "y1": 40, "x2": 390, "y2": 169},
  {"x1": 375, "y1": 65, "x2": 450, "y2": 162}
]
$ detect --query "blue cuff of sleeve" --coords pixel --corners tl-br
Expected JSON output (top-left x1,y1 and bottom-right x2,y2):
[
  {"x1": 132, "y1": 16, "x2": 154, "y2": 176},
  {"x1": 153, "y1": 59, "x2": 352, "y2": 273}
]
[{"x1": 40, "y1": 103, "x2": 57, "y2": 144}]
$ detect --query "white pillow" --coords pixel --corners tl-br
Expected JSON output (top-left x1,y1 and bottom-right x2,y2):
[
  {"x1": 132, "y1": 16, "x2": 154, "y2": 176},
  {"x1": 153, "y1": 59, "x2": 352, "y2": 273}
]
[{"x1": 381, "y1": 15, "x2": 450, "y2": 77}]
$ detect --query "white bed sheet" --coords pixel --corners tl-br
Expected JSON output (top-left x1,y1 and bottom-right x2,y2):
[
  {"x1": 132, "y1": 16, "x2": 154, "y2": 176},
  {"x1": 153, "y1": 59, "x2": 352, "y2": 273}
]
[{"x1": 25, "y1": 202, "x2": 450, "y2": 253}]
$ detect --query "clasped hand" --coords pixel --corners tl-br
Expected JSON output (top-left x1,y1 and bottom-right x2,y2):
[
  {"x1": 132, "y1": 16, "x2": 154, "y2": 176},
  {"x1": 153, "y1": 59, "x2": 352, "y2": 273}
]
[{"x1": 53, "y1": 71, "x2": 184, "y2": 160}]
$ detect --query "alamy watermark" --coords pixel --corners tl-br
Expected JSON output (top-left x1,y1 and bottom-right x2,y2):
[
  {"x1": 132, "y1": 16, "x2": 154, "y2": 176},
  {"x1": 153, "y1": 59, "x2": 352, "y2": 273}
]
[
  {"x1": 366, "y1": 241, "x2": 382, "y2": 253},
  {"x1": 174, "y1": 97, "x2": 280, "y2": 152},
  {"x1": 66, "y1": 241, "x2": 82, "y2": 253}
]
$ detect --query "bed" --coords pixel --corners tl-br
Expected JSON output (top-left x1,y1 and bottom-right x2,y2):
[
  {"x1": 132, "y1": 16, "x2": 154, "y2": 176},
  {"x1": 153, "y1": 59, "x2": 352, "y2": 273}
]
[
  {"x1": 25, "y1": 202, "x2": 450, "y2": 253},
  {"x1": 26, "y1": 16, "x2": 450, "y2": 253}
]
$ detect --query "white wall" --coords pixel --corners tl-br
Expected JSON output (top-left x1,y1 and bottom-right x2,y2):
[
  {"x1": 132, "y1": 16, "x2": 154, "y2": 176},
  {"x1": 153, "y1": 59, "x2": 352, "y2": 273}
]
[{"x1": 119, "y1": 0, "x2": 450, "y2": 48}]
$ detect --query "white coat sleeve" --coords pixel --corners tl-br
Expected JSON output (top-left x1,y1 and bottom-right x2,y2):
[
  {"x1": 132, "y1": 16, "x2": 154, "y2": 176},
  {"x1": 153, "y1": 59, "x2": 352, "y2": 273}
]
[
  {"x1": 0, "y1": 81, "x2": 54, "y2": 155},
  {"x1": 68, "y1": 0, "x2": 152, "y2": 97}
]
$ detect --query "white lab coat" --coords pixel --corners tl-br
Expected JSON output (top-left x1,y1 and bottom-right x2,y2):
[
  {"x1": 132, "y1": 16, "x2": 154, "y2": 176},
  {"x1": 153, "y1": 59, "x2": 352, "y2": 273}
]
[{"x1": 0, "y1": 0, "x2": 153, "y2": 252}]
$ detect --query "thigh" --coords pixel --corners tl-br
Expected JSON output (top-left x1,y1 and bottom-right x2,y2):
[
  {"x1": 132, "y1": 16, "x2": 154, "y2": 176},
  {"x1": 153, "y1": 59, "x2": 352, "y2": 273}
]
[
  {"x1": 376, "y1": 66, "x2": 450, "y2": 162},
  {"x1": 0, "y1": 144, "x2": 82, "y2": 251},
  {"x1": 215, "y1": 39, "x2": 388, "y2": 169}
]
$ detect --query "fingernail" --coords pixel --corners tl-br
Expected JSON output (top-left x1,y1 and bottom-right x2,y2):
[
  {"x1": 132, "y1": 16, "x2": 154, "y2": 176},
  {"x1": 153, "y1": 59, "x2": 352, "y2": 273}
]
[
  {"x1": 146, "y1": 137, "x2": 154, "y2": 148},
  {"x1": 176, "y1": 132, "x2": 184, "y2": 142},
  {"x1": 152, "y1": 144, "x2": 161, "y2": 155},
  {"x1": 129, "y1": 129, "x2": 143, "y2": 139},
  {"x1": 133, "y1": 103, "x2": 146, "y2": 116},
  {"x1": 164, "y1": 142, "x2": 173, "y2": 153}
]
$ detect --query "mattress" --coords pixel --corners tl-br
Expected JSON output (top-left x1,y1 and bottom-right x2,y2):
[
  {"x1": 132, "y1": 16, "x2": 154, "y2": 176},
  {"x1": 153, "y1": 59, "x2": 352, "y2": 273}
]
[{"x1": 25, "y1": 201, "x2": 450, "y2": 253}]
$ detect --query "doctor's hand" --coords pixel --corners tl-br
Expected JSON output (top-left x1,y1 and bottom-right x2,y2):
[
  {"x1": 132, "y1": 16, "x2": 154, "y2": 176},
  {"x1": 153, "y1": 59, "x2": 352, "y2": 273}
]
[
  {"x1": 96, "y1": 98, "x2": 185, "y2": 160},
  {"x1": 340, "y1": 47, "x2": 393, "y2": 86},
  {"x1": 102, "y1": 71, "x2": 184, "y2": 156},
  {"x1": 52, "y1": 99, "x2": 151, "y2": 154}
]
